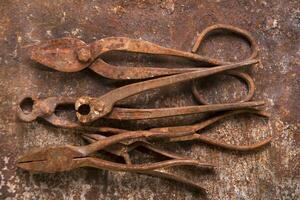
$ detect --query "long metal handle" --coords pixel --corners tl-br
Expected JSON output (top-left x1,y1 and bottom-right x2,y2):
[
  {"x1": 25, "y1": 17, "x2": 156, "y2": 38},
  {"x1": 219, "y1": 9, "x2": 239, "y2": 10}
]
[
  {"x1": 105, "y1": 101, "x2": 264, "y2": 120},
  {"x1": 92, "y1": 37, "x2": 225, "y2": 65}
]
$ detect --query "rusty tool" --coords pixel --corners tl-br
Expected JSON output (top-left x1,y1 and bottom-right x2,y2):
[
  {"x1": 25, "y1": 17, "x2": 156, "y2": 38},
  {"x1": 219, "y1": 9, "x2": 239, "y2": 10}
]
[
  {"x1": 17, "y1": 61, "x2": 259, "y2": 124},
  {"x1": 17, "y1": 62, "x2": 258, "y2": 125},
  {"x1": 17, "y1": 129, "x2": 214, "y2": 177},
  {"x1": 74, "y1": 59, "x2": 258, "y2": 123},
  {"x1": 82, "y1": 109, "x2": 272, "y2": 152},
  {"x1": 17, "y1": 79, "x2": 262, "y2": 127},
  {"x1": 81, "y1": 134, "x2": 211, "y2": 192},
  {"x1": 29, "y1": 24, "x2": 258, "y2": 80}
]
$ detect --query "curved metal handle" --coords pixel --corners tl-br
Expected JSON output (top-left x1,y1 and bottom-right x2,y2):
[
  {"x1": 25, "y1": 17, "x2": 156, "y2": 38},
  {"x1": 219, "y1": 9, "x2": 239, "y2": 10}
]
[
  {"x1": 153, "y1": 110, "x2": 272, "y2": 151},
  {"x1": 192, "y1": 72, "x2": 255, "y2": 105},
  {"x1": 192, "y1": 24, "x2": 258, "y2": 62},
  {"x1": 90, "y1": 24, "x2": 258, "y2": 80}
]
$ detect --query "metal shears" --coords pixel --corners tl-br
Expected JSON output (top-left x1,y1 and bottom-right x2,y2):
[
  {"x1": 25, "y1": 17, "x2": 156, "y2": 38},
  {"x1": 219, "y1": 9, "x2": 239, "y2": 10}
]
[{"x1": 29, "y1": 24, "x2": 258, "y2": 80}]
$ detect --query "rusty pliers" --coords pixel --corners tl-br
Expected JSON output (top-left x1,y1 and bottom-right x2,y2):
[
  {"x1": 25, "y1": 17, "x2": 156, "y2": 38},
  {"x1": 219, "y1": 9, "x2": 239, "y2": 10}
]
[
  {"x1": 18, "y1": 60, "x2": 264, "y2": 127},
  {"x1": 17, "y1": 127, "x2": 214, "y2": 192},
  {"x1": 18, "y1": 55, "x2": 258, "y2": 124},
  {"x1": 17, "y1": 92, "x2": 263, "y2": 127},
  {"x1": 74, "y1": 59, "x2": 259, "y2": 123},
  {"x1": 29, "y1": 24, "x2": 258, "y2": 80}
]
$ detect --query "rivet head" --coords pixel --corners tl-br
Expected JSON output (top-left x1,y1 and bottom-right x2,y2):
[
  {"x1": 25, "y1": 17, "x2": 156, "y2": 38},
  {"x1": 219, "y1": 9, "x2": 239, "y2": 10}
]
[{"x1": 77, "y1": 47, "x2": 91, "y2": 62}]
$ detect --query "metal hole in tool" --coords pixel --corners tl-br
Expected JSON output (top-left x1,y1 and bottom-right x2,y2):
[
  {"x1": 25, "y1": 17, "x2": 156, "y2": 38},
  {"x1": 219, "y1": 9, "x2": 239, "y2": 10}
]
[
  {"x1": 20, "y1": 97, "x2": 34, "y2": 114},
  {"x1": 78, "y1": 104, "x2": 91, "y2": 115}
]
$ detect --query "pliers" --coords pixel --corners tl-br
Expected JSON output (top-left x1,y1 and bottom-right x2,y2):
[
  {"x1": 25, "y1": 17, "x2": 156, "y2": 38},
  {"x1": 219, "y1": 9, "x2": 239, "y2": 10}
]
[
  {"x1": 17, "y1": 128, "x2": 214, "y2": 192},
  {"x1": 74, "y1": 60, "x2": 258, "y2": 123},
  {"x1": 17, "y1": 58, "x2": 260, "y2": 125},
  {"x1": 17, "y1": 94, "x2": 264, "y2": 127}
]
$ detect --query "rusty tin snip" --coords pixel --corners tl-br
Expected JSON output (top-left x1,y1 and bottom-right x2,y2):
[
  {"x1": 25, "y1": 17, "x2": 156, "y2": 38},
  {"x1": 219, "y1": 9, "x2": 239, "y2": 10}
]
[{"x1": 29, "y1": 24, "x2": 258, "y2": 80}]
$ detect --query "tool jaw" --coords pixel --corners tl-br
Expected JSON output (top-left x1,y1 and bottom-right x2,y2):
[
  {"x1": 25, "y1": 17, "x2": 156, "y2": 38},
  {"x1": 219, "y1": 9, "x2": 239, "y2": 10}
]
[
  {"x1": 29, "y1": 37, "x2": 90, "y2": 72},
  {"x1": 17, "y1": 146, "x2": 84, "y2": 173},
  {"x1": 17, "y1": 96, "x2": 55, "y2": 122},
  {"x1": 17, "y1": 96, "x2": 76, "y2": 123}
]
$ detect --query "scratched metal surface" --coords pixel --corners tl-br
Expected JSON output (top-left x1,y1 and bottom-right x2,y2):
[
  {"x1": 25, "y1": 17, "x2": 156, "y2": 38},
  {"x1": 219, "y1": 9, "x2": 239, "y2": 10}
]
[{"x1": 0, "y1": 0, "x2": 299, "y2": 199}]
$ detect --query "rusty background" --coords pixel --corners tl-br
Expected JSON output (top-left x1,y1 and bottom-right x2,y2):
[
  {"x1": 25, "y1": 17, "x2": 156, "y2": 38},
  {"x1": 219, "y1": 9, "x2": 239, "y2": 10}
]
[{"x1": 0, "y1": 0, "x2": 299, "y2": 199}]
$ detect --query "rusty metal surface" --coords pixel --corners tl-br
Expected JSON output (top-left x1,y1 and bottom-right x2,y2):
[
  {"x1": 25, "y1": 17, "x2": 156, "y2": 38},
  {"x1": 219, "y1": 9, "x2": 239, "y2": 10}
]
[
  {"x1": 0, "y1": 0, "x2": 299, "y2": 199},
  {"x1": 28, "y1": 24, "x2": 258, "y2": 80}
]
